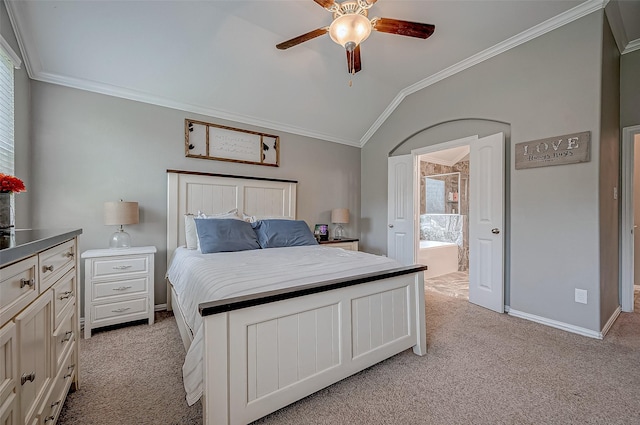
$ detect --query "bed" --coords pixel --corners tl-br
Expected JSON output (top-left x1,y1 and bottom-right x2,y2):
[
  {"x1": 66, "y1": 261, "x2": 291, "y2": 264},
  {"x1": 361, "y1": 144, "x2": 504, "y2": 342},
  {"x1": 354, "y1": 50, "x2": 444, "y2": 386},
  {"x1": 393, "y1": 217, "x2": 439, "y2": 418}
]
[{"x1": 165, "y1": 169, "x2": 427, "y2": 425}]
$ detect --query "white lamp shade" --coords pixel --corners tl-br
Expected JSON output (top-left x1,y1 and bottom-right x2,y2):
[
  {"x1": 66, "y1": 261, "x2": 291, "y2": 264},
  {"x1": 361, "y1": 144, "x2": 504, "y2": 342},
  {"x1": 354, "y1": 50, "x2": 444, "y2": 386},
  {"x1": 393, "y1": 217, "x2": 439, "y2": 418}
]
[
  {"x1": 104, "y1": 201, "x2": 139, "y2": 226},
  {"x1": 331, "y1": 208, "x2": 350, "y2": 224}
]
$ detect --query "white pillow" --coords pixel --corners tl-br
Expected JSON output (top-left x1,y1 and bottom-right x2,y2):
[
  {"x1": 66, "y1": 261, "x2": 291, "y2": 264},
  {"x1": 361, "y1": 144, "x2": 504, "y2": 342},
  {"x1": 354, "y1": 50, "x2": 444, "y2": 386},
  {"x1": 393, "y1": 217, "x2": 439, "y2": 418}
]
[
  {"x1": 184, "y1": 209, "x2": 241, "y2": 250},
  {"x1": 184, "y1": 214, "x2": 199, "y2": 249},
  {"x1": 197, "y1": 208, "x2": 240, "y2": 219}
]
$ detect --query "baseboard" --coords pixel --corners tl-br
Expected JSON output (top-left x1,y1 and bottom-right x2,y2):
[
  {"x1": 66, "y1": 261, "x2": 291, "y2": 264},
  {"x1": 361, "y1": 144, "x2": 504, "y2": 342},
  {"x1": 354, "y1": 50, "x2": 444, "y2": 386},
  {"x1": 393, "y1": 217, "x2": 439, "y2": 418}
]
[
  {"x1": 508, "y1": 308, "x2": 604, "y2": 339},
  {"x1": 600, "y1": 306, "x2": 622, "y2": 338},
  {"x1": 80, "y1": 303, "x2": 168, "y2": 327}
]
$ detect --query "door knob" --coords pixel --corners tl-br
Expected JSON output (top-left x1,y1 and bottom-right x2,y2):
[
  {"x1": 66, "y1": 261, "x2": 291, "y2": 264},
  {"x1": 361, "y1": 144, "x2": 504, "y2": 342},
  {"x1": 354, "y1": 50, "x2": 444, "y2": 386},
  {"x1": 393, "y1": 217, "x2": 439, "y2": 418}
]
[
  {"x1": 491, "y1": 228, "x2": 500, "y2": 234},
  {"x1": 388, "y1": 224, "x2": 394, "y2": 228}
]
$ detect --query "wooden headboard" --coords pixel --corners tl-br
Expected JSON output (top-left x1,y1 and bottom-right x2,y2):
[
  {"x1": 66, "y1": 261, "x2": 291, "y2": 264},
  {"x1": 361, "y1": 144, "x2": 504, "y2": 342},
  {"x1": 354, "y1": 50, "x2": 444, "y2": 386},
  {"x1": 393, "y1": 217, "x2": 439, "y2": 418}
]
[{"x1": 166, "y1": 170, "x2": 297, "y2": 266}]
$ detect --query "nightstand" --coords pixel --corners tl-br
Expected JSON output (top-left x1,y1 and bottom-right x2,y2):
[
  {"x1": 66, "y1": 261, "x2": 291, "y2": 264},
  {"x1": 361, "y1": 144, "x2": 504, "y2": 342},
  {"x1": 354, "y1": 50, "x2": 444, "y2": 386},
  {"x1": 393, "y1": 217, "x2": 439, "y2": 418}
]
[
  {"x1": 81, "y1": 246, "x2": 156, "y2": 338},
  {"x1": 319, "y1": 238, "x2": 359, "y2": 251}
]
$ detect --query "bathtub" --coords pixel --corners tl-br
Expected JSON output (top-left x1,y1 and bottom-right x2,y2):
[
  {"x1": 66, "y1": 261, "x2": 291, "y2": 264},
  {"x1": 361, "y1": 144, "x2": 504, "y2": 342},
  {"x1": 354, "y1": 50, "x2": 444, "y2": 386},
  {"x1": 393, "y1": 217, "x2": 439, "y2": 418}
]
[{"x1": 418, "y1": 240, "x2": 459, "y2": 278}]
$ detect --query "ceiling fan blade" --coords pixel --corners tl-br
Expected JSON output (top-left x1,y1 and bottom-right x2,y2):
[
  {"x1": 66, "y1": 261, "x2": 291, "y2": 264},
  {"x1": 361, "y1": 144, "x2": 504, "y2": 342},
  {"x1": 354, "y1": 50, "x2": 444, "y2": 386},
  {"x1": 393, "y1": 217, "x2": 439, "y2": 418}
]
[
  {"x1": 276, "y1": 27, "x2": 329, "y2": 50},
  {"x1": 372, "y1": 17, "x2": 435, "y2": 39},
  {"x1": 313, "y1": 0, "x2": 336, "y2": 10},
  {"x1": 346, "y1": 44, "x2": 362, "y2": 74}
]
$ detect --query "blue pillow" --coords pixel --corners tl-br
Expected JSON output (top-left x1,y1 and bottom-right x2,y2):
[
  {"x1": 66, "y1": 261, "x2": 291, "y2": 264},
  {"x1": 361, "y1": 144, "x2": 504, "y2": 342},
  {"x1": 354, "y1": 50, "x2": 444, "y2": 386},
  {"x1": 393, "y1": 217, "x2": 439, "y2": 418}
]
[
  {"x1": 252, "y1": 219, "x2": 319, "y2": 248},
  {"x1": 194, "y1": 218, "x2": 260, "y2": 253}
]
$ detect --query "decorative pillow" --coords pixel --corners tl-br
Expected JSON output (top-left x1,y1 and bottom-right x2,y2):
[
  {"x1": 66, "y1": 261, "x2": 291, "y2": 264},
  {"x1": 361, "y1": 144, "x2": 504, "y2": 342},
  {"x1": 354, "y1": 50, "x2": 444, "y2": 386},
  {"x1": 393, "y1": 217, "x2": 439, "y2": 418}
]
[
  {"x1": 184, "y1": 209, "x2": 242, "y2": 250},
  {"x1": 251, "y1": 219, "x2": 319, "y2": 249},
  {"x1": 194, "y1": 218, "x2": 260, "y2": 253}
]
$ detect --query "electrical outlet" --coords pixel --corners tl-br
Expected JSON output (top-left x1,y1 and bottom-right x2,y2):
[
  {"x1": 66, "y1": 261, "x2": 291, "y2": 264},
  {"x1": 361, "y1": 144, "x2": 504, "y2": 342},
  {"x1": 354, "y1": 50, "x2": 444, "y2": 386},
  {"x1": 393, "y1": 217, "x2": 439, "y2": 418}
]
[{"x1": 575, "y1": 289, "x2": 588, "y2": 304}]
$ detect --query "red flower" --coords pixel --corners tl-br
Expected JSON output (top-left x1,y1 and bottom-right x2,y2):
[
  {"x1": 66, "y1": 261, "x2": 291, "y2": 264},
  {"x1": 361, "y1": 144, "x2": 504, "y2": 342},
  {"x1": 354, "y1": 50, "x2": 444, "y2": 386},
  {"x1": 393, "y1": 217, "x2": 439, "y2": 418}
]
[{"x1": 0, "y1": 174, "x2": 26, "y2": 193}]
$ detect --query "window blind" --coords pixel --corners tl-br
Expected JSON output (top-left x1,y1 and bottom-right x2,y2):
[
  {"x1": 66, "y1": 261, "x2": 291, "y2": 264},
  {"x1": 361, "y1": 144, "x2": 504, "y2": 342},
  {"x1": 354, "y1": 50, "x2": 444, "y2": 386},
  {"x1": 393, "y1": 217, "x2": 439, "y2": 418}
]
[{"x1": 0, "y1": 48, "x2": 14, "y2": 175}]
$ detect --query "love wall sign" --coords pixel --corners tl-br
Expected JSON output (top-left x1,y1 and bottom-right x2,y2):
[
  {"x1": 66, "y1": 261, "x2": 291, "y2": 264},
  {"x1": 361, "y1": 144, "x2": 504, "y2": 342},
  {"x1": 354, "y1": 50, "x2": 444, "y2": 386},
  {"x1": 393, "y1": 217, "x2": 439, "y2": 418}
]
[{"x1": 515, "y1": 131, "x2": 590, "y2": 170}]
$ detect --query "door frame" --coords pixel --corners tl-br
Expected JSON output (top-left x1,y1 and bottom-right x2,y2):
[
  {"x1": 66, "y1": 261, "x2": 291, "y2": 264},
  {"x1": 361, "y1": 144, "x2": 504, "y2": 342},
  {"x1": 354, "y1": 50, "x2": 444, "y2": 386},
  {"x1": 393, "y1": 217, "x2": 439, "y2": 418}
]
[
  {"x1": 620, "y1": 124, "x2": 640, "y2": 312},
  {"x1": 411, "y1": 134, "x2": 479, "y2": 275}
]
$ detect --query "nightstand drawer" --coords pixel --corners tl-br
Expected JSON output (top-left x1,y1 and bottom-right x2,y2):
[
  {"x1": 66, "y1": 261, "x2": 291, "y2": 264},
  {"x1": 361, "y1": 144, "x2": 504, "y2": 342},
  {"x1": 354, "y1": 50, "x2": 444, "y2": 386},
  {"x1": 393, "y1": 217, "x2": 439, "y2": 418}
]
[
  {"x1": 39, "y1": 240, "x2": 76, "y2": 292},
  {"x1": 93, "y1": 277, "x2": 148, "y2": 301},
  {"x1": 92, "y1": 256, "x2": 148, "y2": 278},
  {"x1": 0, "y1": 256, "x2": 38, "y2": 326},
  {"x1": 92, "y1": 298, "x2": 148, "y2": 322}
]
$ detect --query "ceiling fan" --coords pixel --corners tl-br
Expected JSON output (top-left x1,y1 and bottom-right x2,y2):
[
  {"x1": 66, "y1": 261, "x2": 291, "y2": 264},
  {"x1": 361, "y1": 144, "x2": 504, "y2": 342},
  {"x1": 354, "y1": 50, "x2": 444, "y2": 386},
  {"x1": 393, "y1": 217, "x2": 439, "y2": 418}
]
[{"x1": 276, "y1": 0, "x2": 435, "y2": 75}]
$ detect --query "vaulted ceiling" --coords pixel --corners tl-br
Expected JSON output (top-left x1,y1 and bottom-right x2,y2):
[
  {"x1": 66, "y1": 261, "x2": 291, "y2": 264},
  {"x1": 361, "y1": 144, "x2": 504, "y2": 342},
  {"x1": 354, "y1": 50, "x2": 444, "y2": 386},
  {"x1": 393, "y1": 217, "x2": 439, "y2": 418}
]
[{"x1": 5, "y1": 0, "x2": 639, "y2": 147}]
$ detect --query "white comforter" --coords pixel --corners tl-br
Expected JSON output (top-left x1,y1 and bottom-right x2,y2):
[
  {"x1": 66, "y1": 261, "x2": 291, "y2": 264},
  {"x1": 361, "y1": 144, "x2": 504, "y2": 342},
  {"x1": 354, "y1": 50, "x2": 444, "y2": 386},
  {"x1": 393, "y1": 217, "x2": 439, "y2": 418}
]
[{"x1": 166, "y1": 245, "x2": 401, "y2": 405}]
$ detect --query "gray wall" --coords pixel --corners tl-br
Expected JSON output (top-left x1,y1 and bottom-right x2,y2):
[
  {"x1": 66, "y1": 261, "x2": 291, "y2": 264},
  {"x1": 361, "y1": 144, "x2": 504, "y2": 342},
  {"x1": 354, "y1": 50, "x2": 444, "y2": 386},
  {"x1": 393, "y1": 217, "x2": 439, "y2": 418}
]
[
  {"x1": 598, "y1": 12, "x2": 620, "y2": 328},
  {"x1": 621, "y1": 49, "x2": 640, "y2": 129},
  {"x1": 29, "y1": 82, "x2": 361, "y2": 309},
  {"x1": 1, "y1": 1, "x2": 31, "y2": 228},
  {"x1": 361, "y1": 12, "x2": 606, "y2": 331}
]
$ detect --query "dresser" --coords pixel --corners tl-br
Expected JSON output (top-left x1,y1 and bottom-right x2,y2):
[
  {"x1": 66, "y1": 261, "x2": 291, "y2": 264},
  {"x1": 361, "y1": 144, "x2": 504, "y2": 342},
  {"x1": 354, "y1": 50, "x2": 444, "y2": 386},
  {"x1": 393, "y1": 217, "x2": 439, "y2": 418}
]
[
  {"x1": 81, "y1": 246, "x2": 156, "y2": 339},
  {"x1": 319, "y1": 238, "x2": 359, "y2": 251},
  {"x1": 0, "y1": 228, "x2": 82, "y2": 425}
]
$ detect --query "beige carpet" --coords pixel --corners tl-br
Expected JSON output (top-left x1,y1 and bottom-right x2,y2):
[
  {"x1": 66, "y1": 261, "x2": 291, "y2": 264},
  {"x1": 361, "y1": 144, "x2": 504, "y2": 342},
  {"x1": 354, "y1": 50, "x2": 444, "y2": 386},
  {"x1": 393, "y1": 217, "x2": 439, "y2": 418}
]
[{"x1": 59, "y1": 292, "x2": 640, "y2": 425}]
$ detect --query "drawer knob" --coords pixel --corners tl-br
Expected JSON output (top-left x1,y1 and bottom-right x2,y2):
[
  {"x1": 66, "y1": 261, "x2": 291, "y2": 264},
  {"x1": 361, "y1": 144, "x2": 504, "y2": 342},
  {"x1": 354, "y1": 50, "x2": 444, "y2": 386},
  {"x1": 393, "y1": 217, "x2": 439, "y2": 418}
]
[
  {"x1": 59, "y1": 290, "x2": 74, "y2": 300},
  {"x1": 64, "y1": 372, "x2": 72, "y2": 379},
  {"x1": 20, "y1": 278, "x2": 36, "y2": 289},
  {"x1": 112, "y1": 307, "x2": 131, "y2": 313},
  {"x1": 21, "y1": 372, "x2": 35, "y2": 385},
  {"x1": 112, "y1": 265, "x2": 132, "y2": 270},
  {"x1": 45, "y1": 415, "x2": 56, "y2": 423},
  {"x1": 68, "y1": 364, "x2": 75, "y2": 370},
  {"x1": 43, "y1": 264, "x2": 54, "y2": 273},
  {"x1": 62, "y1": 331, "x2": 73, "y2": 343},
  {"x1": 113, "y1": 286, "x2": 132, "y2": 291},
  {"x1": 50, "y1": 400, "x2": 61, "y2": 408},
  {"x1": 63, "y1": 251, "x2": 75, "y2": 258}
]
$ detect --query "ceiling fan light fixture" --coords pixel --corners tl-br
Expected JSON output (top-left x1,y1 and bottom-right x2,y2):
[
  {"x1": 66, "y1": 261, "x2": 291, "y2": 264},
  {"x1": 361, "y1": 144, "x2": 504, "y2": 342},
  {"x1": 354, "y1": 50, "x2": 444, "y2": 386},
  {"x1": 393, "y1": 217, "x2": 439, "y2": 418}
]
[{"x1": 329, "y1": 13, "x2": 371, "y2": 48}]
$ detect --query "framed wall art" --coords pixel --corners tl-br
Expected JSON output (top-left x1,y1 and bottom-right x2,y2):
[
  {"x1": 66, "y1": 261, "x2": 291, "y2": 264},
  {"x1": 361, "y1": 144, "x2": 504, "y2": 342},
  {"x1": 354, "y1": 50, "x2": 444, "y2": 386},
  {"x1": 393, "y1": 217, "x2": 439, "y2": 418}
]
[{"x1": 185, "y1": 119, "x2": 280, "y2": 167}]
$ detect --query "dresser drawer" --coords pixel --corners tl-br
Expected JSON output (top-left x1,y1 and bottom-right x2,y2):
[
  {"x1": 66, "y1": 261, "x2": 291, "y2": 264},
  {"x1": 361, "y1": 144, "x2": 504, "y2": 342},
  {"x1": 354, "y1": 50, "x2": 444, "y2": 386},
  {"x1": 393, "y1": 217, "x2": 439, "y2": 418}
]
[
  {"x1": 39, "y1": 240, "x2": 75, "y2": 292},
  {"x1": 0, "y1": 256, "x2": 38, "y2": 326},
  {"x1": 0, "y1": 321, "x2": 17, "y2": 406},
  {"x1": 40, "y1": 346, "x2": 74, "y2": 425},
  {"x1": 52, "y1": 269, "x2": 76, "y2": 329},
  {"x1": 52, "y1": 306, "x2": 75, "y2": 374},
  {"x1": 0, "y1": 392, "x2": 18, "y2": 425},
  {"x1": 92, "y1": 277, "x2": 148, "y2": 302},
  {"x1": 92, "y1": 298, "x2": 148, "y2": 323},
  {"x1": 92, "y1": 256, "x2": 148, "y2": 279}
]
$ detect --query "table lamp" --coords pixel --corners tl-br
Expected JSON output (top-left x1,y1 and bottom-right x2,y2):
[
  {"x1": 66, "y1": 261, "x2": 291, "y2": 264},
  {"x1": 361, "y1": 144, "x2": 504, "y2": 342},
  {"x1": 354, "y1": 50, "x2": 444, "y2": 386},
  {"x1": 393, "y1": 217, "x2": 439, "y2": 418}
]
[
  {"x1": 331, "y1": 208, "x2": 349, "y2": 240},
  {"x1": 104, "y1": 200, "x2": 139, "y2": 248}
]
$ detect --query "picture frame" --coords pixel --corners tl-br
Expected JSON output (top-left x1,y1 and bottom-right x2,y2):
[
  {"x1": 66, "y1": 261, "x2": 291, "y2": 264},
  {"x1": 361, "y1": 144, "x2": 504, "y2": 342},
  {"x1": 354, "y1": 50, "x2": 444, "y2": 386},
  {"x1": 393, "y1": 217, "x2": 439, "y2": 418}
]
[
  {"x1": 185, "y1": 119, "x2": 280, "y2": 167},
  {"x1": 314, "y1": 224, "x2": 329, "y2": 241}
]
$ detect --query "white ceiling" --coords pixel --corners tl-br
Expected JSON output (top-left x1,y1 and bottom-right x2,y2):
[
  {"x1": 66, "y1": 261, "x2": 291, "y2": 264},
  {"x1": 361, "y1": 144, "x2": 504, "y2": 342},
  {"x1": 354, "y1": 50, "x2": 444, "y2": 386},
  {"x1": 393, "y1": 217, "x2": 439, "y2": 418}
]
[
  {"x1": 4, "y1": 0, "x2": 638, "y2": 147},
  {"x1": 421, "y1": 145, "x2": 470, "y2": 166}
]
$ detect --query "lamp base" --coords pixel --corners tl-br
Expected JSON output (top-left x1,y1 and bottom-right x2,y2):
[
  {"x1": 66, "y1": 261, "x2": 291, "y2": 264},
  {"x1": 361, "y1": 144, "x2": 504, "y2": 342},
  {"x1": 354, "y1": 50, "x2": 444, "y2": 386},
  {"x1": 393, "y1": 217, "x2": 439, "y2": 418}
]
[
  {"x1": 109, "y1": 229, "x2": 132, "y2": 248},
  {"x1": 333, "y1": 224, "x2": 345, "y2": 240}
]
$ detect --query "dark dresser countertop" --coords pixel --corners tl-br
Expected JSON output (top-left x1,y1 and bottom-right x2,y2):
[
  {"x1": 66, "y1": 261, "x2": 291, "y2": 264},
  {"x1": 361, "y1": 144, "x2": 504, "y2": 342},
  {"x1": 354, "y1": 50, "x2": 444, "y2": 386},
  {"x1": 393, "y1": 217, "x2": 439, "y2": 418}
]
[{"x1": 0, "y1": 228, "x2": 83, "y2": 267}]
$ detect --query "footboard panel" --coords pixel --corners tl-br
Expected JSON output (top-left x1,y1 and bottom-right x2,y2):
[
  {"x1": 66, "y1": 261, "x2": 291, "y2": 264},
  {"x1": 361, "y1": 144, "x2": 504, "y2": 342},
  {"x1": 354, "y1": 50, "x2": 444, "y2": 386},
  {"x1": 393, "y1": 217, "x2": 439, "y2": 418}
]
[{"x1": 202, "y1": 271, "x2": 425, "y2": 425}]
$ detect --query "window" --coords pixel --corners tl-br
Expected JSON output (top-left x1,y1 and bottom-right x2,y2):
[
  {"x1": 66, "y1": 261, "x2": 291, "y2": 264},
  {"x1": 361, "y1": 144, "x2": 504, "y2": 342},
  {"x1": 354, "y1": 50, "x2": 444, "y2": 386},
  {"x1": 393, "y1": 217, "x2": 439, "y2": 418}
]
[{"x1": 0, "y1": 35, "x2": 21, "y2": 176}]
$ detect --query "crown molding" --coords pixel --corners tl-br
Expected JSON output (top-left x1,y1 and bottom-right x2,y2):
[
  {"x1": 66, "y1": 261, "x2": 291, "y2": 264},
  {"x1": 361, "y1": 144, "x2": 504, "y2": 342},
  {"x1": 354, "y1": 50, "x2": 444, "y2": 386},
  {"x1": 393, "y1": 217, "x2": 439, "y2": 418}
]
[
  {"x1": 30, "y1": 70, "x2": 361, "y2": 148},
  {"x1": 0, "y1": 35, "x2": 21, "y2": 69},
  {"x1": 623, "y1": 38, "x2": 640, "y2": 54},
  {"x1": 4, "y1": 0, "x2": 38, "y2": 77},
  {"x1": 359, "y1": 0, "x2": 608, "y2": 147}
]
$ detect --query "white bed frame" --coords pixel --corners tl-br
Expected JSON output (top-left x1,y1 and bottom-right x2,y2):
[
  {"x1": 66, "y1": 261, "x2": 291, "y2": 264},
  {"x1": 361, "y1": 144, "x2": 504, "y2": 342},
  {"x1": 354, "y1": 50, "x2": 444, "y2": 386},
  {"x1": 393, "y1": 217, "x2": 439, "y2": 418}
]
[{"x1": 166, "y1": 170, "x2": 426, "y2": 425}]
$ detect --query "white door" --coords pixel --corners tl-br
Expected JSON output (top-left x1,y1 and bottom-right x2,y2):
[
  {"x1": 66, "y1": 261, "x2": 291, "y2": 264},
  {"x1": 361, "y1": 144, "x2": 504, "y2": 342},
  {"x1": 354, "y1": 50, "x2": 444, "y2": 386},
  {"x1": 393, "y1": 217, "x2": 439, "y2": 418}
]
[
  {"x1": 469, "y1": 132, "x2": 505, "y2": 312},
  {"x1": 387, "y1": 154, "x2": 415, "y2": 265}
]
